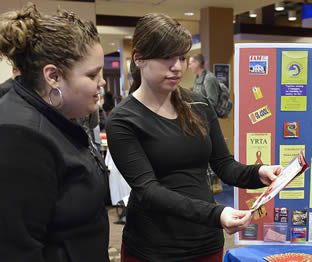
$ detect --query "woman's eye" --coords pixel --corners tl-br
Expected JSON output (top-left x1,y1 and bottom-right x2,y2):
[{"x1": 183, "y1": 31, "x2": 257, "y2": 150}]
[
  {"x1": 179, "y1": 56, "x2": 186, "y2": 61},
  {"x1": 88, "y1": 74, "x2": 97, "y2": 80}
]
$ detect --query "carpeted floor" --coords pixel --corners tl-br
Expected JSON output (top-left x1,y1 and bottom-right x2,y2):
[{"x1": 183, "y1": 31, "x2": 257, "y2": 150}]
[{"x1": 214, "y1": 182, "x2": 234, "y2": 208}]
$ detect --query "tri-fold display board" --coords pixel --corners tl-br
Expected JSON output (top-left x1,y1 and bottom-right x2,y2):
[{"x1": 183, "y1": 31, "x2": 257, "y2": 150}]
[{"x1": 234, "y1": 43, "x2": 312, "y2": 245}]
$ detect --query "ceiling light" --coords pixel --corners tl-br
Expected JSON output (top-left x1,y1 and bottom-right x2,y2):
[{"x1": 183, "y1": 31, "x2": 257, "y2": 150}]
[
  {"x1": 124, "y1": 35, "x2": 133, "y2": 39},
  {"x1": 109, "y1": 42, "x2": 116, "y2": 46},
  {"x1": 275, "y1": 2, "x2": 285, "y2": 12},
  {"x1": 249, "y1": 10, "x2": 257, "y2": 18},
  {"x1": 184, "y1": 12, "x2": 194, "y2": 16},
  {"x1": 288, "y1": 10, "x2": 297, "y2": 21}
]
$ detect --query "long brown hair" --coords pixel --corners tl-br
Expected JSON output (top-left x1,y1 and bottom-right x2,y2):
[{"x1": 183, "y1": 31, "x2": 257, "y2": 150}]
[
  {"x1": 130, "y1": 13, "x2": 207, "y2": 137},
  {"x1": 0, "y1": 3, "x2": 100, "y2": 91}
]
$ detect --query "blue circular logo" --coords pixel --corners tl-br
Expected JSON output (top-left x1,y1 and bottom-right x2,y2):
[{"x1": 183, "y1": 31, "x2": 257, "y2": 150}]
[{"x1": 287, "y1": 62, "x2": 302, "y2": 76}]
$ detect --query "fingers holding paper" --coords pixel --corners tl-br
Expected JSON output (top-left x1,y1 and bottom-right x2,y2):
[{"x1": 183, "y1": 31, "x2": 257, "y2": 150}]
[
  {"x1": 258, "y1": 165, "x2": 283, "y2": 186},
  {"x1": 220, "y1": 207, "x2": 253, "y2": 234}
]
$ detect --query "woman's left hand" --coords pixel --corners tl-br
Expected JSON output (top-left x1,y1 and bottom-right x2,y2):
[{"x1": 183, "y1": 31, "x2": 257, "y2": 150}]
[{"x1": 258, "y1": 165, "x2": 283, "y2": 186}]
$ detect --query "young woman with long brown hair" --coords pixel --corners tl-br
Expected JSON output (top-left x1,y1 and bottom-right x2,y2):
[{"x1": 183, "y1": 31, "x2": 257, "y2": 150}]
[{"x1": 106, "y1": 13, "x2": 281, "y2": 262}]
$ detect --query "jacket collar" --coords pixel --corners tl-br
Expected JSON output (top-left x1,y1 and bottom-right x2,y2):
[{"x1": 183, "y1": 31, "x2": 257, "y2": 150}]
[
  {"x1": 195, "y1": 69, "x2": 207, "y2": 85},
  {"x1": 13, "y1": 78, "x2": 89, "y2": 147}
]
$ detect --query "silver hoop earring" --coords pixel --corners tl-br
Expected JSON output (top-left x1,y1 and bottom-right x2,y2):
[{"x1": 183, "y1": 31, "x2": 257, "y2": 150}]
[{"x1": 48, "y1": 87, "x2": 63, "y2": 109}]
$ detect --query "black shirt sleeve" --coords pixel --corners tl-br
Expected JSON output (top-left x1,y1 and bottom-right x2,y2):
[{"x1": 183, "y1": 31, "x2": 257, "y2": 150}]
[
  {"x1": 204, "y1": 99, "x2": 265, "y2": 188},
  {"x1": 0, "y1": 125, "x2": 58, "y2": 261}
]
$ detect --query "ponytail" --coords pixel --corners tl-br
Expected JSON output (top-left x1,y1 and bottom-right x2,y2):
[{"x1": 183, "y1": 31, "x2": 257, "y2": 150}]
[
  {"x1": 171, "y1": 88, "x2": 207, "y2": 138},
  {"x1": 129, "y1": 58, "x2": 141, "y2": 94}
]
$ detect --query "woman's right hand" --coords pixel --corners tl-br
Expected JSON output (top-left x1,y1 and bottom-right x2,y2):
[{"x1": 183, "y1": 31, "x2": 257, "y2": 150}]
[{"x1": 220, "y1": 207, "x2": 252, "y2": 234}]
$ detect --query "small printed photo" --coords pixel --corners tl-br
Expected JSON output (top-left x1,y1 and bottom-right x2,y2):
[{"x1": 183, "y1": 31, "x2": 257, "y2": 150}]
[
  {"x1": 283, "y1": 121, "x2": 299, "y2": 138},
  {"x1": 246, "y1": 197, "x2": 267, "y2": 220},
  {"x1": 274, "y1": 207, "x2": 288, "y2": 223},
  {"x1": 292, "y1": 210, "x2": 307, "y2": 226},
  {"x1": 242, "y1": 224, "x2": 258, "y2": 239},
  {"x1": 291, "y1": 227, "x2": 307, "y2": 243}
]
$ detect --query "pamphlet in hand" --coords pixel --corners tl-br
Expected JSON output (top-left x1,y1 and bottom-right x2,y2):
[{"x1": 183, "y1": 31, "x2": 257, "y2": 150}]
[{"x1": 251, "y1": 151, "x2": 309, "y2": 212}]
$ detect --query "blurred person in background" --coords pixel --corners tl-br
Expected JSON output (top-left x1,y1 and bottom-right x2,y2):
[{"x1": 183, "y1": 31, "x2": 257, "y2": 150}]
[
  {"x1": 189, "y1": 54, "x2": 219, "y2": 108},
  {"x1": 102, "y1": 90, "x2": 115, "y2": 115}
]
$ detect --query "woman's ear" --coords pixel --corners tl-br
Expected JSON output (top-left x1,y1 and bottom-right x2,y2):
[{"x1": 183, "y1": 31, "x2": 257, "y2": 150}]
[
  {"x1": 133, "y1": 52, "x2": 143, "y2": 68},
  {"x1": 43, "y1": 65, "x2": 59, "y2": 87}
]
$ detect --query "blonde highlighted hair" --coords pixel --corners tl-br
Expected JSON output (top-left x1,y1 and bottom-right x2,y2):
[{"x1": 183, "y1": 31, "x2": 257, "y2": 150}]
[{"x1": 0, "y1": 3, "x2": 100, "y2": 91}]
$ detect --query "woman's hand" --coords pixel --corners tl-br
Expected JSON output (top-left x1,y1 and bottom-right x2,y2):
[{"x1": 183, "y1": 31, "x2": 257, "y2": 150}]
[
  {"x1": 258, "y1": 165, "x2": 283, "y2": 186},
  {"x1": 220, "y1": 207, "x2": 252, "y2": 234}
]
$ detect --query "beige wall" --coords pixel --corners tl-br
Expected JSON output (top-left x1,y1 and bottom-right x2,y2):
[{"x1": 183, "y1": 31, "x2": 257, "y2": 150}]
[
  {"x1": 0, "y1": 0, "x2": 21, "y2": 14},
  {"x1": 120, "y1": 39, "x2": 132, "y2": 96},
  {"x1": 178, "y1": 19, "x2": 200, "y2": 35},
  {"x1": 0, "y1": 1, "x2": 95, "y2": 22},
  {"x1": 0, "y1": 59, "x2": 14, "y2": 84},
  {"x1": 180, "y1": 69, "x2": 195, "y2": 90}
]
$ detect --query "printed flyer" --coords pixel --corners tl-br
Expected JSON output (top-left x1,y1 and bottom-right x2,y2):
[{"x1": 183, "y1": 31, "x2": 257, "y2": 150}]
[
  {"x1": 281, "y1": 51, "x2": 308, "y2": 111},
  {"x1": 246, "y1": 133, "x2": 271, "y2": 194},
  {"x1": 251, "y1": 151, "x2": 309, "y2": 212}
]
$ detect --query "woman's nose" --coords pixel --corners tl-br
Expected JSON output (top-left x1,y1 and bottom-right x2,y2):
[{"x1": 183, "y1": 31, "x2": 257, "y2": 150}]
[
  {"x1": 170, "y1": 57, "x2": 183, "y2": 71},
  {"x1": 99, "y1": 77, "x2": 106, "y2": 88}
]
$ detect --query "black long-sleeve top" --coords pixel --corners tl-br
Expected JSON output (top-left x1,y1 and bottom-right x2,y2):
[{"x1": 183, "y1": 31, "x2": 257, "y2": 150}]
[{"x1": 106, "y1": 91, "x2": 264, "y2": 262}]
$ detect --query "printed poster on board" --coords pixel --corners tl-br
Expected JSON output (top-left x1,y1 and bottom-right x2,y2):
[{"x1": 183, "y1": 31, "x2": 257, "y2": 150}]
[
  {"x1": 246, "y1": 133, "x2": 271, "y2": 193},
  {"x1": 281, "y1": 51, "x2": 308, "y2": 111},
  {"x1": 249, "y1": 55, "x2": 268, "y2": 75}
]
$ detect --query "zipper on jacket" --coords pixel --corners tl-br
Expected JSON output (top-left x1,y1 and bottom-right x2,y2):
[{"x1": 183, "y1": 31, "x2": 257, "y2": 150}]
[{"x1": 89, "y1": 139, "x2": 107, "y2": 175}]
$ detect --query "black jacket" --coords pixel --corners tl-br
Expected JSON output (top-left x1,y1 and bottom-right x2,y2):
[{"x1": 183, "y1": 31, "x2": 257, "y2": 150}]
[
  {"x1": 0, "y1": 78, "x2": 15, "y2": 98},
  {"x1": 0, "y1": 80, "x2": 110, "y2": 262}
]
